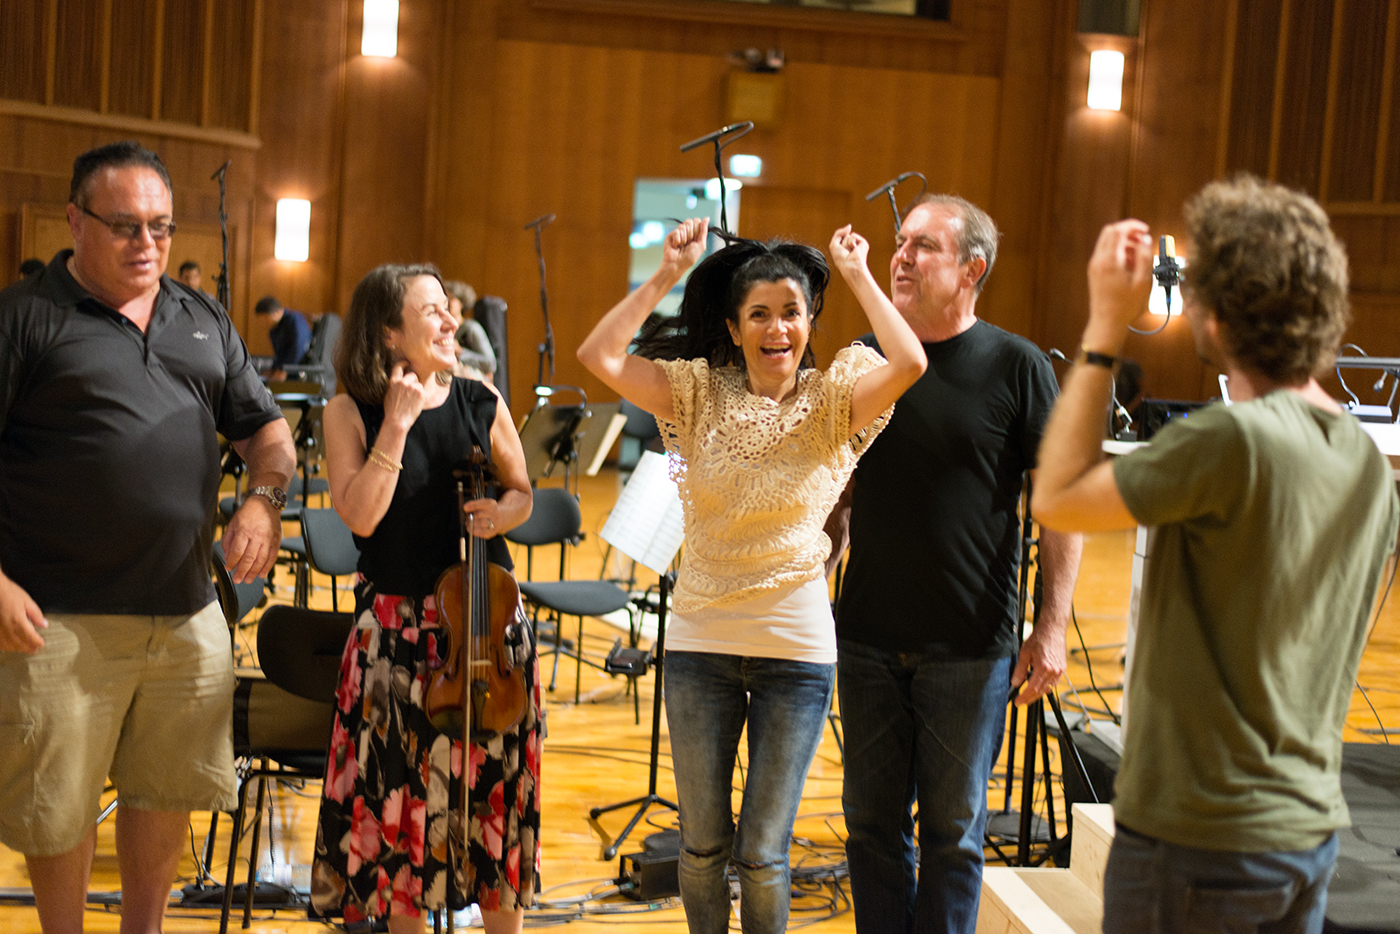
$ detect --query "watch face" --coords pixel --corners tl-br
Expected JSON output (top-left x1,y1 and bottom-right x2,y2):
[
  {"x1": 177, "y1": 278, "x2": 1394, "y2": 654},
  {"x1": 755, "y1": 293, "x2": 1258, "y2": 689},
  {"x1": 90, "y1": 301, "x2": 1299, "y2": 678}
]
[{"x1": 253, "y1": 486, "x2": 287, "y2": 509}]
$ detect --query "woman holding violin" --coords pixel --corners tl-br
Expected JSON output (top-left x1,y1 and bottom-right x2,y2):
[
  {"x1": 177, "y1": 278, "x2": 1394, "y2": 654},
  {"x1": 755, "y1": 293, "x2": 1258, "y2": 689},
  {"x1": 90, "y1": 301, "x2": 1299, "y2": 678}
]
[{"x1": 310, "y1": 263, "x2": 538, "y2": 934}]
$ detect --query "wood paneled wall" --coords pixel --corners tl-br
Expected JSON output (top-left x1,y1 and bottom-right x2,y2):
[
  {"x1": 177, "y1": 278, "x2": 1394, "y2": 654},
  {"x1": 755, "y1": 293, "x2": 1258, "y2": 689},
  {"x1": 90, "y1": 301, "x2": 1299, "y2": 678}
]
[
  {"x1": 431, "y1": 0, "x2": 1042, "y2": 411},
  {"x1": 8, "y1": 0, "x2": 1400, "y2": 411}
]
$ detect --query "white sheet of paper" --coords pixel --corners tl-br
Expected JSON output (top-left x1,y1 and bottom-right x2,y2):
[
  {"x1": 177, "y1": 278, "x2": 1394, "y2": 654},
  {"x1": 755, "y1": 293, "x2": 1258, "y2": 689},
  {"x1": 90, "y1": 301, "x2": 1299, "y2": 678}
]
[{"x1": 600, "y1": 450, "x2": 684, "y2": 576}]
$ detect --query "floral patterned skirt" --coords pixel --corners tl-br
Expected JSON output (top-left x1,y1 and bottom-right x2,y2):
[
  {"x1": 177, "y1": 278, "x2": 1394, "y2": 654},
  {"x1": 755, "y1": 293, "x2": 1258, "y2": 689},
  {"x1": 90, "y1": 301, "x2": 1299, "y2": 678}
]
[{"x1": 310, "y1": 578, "x2": 542, "y2": 923}]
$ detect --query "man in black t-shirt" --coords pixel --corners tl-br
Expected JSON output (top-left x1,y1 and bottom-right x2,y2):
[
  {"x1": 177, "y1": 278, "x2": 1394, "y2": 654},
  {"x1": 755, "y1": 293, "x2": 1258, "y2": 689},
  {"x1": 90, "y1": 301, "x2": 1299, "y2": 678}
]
[
  {"x1": 0, "y1": 141, "x2": 295, "y2": 933},
  {"x1": 828, "y1": 194, "x2": 1083, "y2": 934}
]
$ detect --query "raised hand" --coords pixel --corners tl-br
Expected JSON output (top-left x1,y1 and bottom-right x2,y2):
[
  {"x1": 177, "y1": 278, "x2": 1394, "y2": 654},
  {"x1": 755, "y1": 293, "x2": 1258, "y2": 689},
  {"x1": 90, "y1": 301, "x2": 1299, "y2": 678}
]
[
  {"x1": 662, "y1": 218, "x2": 711, "y2": 277},
  {"x1": 1087, "y1": 220, "x2": 1155, "y2": 331},
  {"x1": 829, "y1": 224, "x2": 872, "y2": 281},
  {"x1": 382, "y1": 361, "x2": 429, "y2": 431}
]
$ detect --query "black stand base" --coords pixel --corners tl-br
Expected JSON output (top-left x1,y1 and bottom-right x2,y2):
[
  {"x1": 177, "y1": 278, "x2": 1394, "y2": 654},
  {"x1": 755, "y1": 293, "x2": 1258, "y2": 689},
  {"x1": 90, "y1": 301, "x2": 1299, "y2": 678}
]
[
  {"x1": 179, "y1": 881, "x2": 300, "y2": 909},
  {"x1": 589, "y1": 793, "x2": 679, "y2": 862}
]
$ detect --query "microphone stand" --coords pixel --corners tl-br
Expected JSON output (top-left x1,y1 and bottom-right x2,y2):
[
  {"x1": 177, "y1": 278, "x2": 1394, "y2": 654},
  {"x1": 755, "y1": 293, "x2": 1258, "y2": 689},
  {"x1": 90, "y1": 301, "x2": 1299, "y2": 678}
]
[
  {"x1": 865, "y1": 171, "x2": 927, "y2": 234},
  {"x1": 525, "y1": 213, "x2": 557, "y2": 393},
  {"x1": 211, "y1": 160, "x2": 232, "y2": 312},
  {"x1": 679, "y1": 122, "x2": 753, "y2": 235}
]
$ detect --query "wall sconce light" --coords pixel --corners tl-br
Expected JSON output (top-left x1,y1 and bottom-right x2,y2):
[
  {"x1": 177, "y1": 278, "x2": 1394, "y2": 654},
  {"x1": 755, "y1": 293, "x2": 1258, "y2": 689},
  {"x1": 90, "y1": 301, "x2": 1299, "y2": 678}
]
[
  {"x1": 362, "y1": 0, "x2": 399, "y2": 58},
  {"x1": 705, "y1": 177, "x2": 741, "y2": 201},
  {"x1": 1087, "y1": 49, "x2": 1125, "y2": 111},
  {"x1": 729, "y1": 154, "x2": 763, "y2": 178},
  {"x1": 274, "y1": 199, "x2": 311, "y2": 262}
]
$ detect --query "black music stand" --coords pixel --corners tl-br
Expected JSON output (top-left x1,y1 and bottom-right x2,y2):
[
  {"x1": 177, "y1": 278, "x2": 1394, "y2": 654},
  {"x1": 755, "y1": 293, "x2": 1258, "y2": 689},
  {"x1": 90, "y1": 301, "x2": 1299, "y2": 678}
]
[
  {"x1": 267, "y1": 382, "x2": 328, "y2": 505},
  {"x1": 517, "y1": 391, "x2": 626, "y2": 495},
  {"x1": 983, "y1": 479, "x2": 1099, "y2": 868},
  {"x1": 586, "y1": 451, "x2": 686, "y2": 861},
  {"x1": 590, "y1": 572, "x2": 678, "y2": 862}
]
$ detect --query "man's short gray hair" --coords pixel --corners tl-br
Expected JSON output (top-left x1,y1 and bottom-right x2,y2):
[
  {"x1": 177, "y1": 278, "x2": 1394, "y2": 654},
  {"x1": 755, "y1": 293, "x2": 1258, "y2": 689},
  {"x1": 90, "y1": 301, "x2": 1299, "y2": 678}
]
[{"x1": 904, "y1": 193, "x2": 1000, "y2": 294}]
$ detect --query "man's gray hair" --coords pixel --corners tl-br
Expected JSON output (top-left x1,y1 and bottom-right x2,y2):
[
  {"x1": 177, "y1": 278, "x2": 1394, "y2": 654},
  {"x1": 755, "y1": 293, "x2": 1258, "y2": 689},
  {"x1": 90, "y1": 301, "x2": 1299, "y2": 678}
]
[{"x1": 904, "y1": 193, "x2": 1000, "y2": 294}]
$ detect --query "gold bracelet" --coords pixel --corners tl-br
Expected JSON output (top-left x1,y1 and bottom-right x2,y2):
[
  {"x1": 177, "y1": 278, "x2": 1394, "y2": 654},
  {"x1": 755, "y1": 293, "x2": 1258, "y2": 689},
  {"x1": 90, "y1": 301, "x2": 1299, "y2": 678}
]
[{"x1": 367, "y1": 447, "x2": 403, "y2": 472}]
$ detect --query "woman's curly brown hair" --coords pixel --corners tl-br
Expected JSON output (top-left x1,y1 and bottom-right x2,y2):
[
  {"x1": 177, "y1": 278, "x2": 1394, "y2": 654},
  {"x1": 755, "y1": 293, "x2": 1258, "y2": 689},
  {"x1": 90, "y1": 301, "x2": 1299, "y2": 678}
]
[{"x1": 1183, "y1": 175, "x2": 1349, "y2": 384}]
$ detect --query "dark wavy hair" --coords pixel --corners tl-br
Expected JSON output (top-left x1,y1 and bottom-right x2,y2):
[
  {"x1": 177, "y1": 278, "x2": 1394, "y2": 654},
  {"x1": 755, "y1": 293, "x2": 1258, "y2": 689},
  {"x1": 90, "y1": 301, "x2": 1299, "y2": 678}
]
[
  {"x1": 1183, "y1": 175, "x2": 1349, "y2": 383},
  {"x1": 633, "y1": 233, "x2": 830, "y2": 368},
  {"x1": 337, "y1": 263, "x2": 447, "y2": 404}
]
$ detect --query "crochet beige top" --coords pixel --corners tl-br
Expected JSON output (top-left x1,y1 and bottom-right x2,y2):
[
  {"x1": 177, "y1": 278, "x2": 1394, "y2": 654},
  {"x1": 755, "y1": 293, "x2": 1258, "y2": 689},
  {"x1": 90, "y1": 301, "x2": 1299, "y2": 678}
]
[{"x1": 655, "y1": 344, "x2": 893, "y2": 615}]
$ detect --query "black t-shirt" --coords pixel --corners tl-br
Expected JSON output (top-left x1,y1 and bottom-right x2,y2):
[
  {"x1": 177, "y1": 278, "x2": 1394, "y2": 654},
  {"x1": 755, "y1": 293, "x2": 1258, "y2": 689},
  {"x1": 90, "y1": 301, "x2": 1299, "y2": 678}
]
[
  {"x1": 0, "y1": 251, "x2": 284, "y2": 614},
  {"x1": 835, "y1": 320, "x2": 1058, "y2": 659},
  {"x1": 354, "y1": 378, "x2": 513, "y2": 597}
]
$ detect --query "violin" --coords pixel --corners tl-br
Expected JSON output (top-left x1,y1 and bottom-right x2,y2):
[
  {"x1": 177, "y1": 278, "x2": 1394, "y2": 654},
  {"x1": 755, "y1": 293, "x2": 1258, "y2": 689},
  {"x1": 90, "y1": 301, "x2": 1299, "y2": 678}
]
[{"x1": 425, "y1": 448, "x2": 527, "y2": 741}]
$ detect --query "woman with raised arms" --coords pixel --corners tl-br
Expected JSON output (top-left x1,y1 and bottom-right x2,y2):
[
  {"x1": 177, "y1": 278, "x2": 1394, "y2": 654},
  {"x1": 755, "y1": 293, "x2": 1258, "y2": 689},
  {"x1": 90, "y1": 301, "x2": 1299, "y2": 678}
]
[{"x1": 577, "y1": 218, "x2": 926, "y2": 934}]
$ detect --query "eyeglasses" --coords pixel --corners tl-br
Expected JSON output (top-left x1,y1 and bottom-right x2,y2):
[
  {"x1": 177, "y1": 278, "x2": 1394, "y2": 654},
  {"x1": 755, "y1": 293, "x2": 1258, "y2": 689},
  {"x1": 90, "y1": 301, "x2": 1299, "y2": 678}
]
[{"x1": 79, "y1": 205, "x2": 177, "y2": 241}]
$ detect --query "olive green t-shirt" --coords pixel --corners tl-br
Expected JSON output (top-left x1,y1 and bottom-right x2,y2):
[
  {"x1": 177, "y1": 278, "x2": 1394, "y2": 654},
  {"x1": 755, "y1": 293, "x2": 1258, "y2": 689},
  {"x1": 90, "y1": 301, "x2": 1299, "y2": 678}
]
[{"x1": 1113, "y1": 391, "x2": 1398, "y2": 852}]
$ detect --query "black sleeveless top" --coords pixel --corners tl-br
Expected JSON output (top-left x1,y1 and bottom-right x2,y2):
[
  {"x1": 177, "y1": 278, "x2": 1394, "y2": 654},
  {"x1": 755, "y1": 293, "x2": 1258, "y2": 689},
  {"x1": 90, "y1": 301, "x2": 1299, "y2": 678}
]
[{"x1": 354, "y1": 378, "x2": 513, "y2": 597}]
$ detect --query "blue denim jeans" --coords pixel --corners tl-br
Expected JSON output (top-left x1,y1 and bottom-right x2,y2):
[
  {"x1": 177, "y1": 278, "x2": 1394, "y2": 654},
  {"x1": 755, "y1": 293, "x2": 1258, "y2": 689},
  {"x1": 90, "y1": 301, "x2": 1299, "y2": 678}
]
[
  {"x1": 1102, "y1": 824, "x2": 1338, "y2": 934},
  {"x1": 837, "y1": 639, "x2": 1013, "y2": 934},
  {"x1": 664, "y1": 650, "x2": 836, "y2": 934}
]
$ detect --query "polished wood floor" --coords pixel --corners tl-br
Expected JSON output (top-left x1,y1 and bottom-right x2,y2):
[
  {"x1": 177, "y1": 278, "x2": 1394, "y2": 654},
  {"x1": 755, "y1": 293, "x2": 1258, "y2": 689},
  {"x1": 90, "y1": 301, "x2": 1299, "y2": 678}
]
[{"x1": 3, "y1": 468, "x2": 1398, "y2": 932}]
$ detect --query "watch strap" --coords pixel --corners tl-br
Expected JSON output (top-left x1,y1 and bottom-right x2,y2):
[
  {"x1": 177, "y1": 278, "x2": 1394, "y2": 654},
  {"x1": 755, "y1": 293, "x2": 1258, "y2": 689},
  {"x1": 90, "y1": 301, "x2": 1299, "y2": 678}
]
[
  {"x1": 1076, "y1": 347, "x2": 1120, "y2": 371},
  {"x1": 248, "y1": 485, "x2": 288, "y2": 510}
]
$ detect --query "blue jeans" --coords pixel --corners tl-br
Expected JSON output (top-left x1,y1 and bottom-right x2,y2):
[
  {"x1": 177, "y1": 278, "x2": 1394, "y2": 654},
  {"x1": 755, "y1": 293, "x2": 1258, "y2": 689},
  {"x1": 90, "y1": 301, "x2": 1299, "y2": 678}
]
[
  {"x1": 838, "y1": 639, "x2": 1013, "y2": 934},
  {"x1": 664, "y1": 651, "x2": 836, "y2": 934},
  {"x1": 1102, "y1": 824, "x2": 1338, "y2": 934}
]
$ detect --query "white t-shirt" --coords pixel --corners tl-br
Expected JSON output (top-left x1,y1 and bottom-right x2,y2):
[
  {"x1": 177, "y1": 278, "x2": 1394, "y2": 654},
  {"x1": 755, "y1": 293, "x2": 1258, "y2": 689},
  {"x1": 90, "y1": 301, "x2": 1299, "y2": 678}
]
[{"x1": 665, "y1": 576, "x2": 835, "y2": 664}]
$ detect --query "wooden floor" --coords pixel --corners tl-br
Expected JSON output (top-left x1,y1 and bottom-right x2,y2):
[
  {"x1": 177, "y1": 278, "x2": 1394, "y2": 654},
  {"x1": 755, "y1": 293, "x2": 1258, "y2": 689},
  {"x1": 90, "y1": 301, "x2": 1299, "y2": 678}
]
[{"x1": 3, "y1": 467, "x2": 1398, "y2": 932}]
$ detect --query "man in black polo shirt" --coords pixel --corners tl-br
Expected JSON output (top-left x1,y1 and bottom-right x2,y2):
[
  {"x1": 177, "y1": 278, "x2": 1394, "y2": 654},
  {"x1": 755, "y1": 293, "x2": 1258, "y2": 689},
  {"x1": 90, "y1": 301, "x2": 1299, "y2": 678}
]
[{"x1": 0, "y1": 141, "x2": 295, "y2": 933}]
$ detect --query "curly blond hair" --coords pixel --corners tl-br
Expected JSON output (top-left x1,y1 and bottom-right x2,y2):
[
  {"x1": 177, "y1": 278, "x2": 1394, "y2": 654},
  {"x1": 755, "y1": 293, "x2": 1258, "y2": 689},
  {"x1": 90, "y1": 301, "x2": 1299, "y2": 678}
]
[{"x1": 1183, "y1": 175, "x2": 1349, "y2": 383}]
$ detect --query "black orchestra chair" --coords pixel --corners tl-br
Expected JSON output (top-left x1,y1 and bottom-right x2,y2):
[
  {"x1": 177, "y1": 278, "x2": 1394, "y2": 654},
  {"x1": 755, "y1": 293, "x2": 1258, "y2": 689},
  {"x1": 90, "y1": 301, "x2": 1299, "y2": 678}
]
[
  {"x1": 299, "y1": 507, "x2": 360, "y2": 611},
  {"x1": 221, "y1": 604, "x2": 353, "y2": 933},
  {"x1": 506, "y1": 487, "x2": 633, "y2": 705}
]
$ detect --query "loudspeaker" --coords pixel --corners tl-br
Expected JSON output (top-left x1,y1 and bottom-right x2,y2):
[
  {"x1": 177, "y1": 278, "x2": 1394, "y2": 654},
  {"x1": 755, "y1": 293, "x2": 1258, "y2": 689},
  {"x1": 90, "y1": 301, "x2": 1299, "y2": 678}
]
[
  {"x1": 1054, "y1": 725, "x2": 1120, "y2": 809},
  {"x1": 619, "y1": 830, "x2": 680, "y2": 900},
  {"x1": 1078, "y1": 0, "x2": 1141, "y2": 36}
]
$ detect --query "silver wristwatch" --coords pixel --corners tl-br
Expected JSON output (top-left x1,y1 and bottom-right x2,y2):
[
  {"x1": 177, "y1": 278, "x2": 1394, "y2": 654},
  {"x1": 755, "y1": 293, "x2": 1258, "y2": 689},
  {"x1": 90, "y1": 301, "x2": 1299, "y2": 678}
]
[{"x1": 248, "y1": 485, "x2": 288, "y2": 510}]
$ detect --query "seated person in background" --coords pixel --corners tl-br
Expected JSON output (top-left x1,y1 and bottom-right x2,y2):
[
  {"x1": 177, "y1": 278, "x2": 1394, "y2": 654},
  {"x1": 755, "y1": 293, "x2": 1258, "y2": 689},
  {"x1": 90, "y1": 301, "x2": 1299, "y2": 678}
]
[
  {"x1": 177, "y1": 259, "x2": 202, "y2": 291},
  {"x1": 255, "y1": 294, "x2": 312, "y2": 380},
  {"x1": 445, "y1": 279, "x2": 496, "y2": 383}
]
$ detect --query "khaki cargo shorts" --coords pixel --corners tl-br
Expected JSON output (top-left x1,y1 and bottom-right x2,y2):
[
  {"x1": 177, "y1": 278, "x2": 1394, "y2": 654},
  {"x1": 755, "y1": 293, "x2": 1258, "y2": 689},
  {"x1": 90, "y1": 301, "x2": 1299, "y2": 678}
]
[{"x1": 0, "y1": 601, "x2": 237, "y2": 856}]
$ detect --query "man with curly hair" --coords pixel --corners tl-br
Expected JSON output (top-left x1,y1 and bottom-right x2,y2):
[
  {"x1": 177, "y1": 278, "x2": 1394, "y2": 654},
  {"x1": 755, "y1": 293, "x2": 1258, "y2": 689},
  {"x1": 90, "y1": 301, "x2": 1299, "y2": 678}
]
[{"x1": 1033, "y1": 175, "x2": 1399, "y2": 934}]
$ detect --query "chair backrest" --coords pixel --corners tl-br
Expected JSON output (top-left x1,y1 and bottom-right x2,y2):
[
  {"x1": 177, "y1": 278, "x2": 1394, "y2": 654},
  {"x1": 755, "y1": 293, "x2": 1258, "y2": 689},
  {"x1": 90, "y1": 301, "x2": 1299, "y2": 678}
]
[
  {"x1": 211, "y1": 542, "x2": 267, "y2": 627},
  {"x1": 294, "y1": 313, "x2": 342, "y2": 395},
  {"x1": 304, "y1": 313, "x2": 342, "y2": 367},
  {"x1": 301, "y1": 508, "x2": 360, "y2": 577},
  {"x1": 620, "y1": 398, "x2": 659, "y2": 442},
  {"x1": 474, "y1": 296, "x2": 509, "y2": 411},
  {"x1": 256, "y1": 604, "x2": 355, "y2": 702},
  {"x1": 506, "y1": 487, "x2": 582, "y2": 548}
]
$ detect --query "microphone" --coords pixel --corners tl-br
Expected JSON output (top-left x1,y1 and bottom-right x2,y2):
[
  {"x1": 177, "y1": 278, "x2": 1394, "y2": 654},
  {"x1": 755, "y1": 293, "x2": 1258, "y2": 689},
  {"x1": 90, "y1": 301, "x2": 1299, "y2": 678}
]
[
  {"x1": 864, "y1": 171, "x2": 925, "y2": 202},
  {"x1": 524, "y1": 214, "x2": 556, "y2": 231},
  {"x1": 1153, "y1": 235, "x2": 1183, "y2": 314},
  {"x1": 679, "y1": 122, "x2": 754, "y2": 153}
]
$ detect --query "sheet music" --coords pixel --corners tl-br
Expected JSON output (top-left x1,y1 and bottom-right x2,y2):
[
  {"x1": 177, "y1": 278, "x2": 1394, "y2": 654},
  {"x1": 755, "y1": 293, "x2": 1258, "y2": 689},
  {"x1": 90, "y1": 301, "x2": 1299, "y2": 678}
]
[{"x1": 601, "y1": 450, "x2": 685, "y2": 575}]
